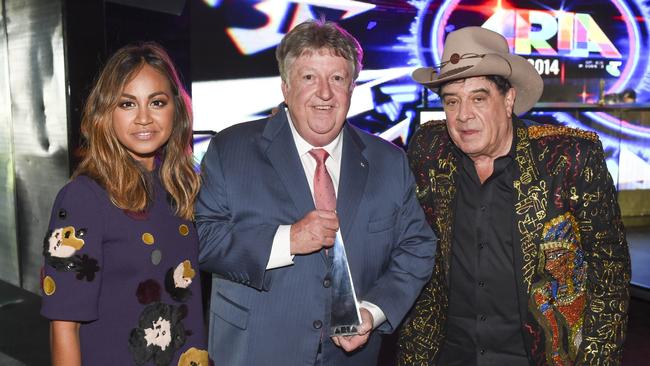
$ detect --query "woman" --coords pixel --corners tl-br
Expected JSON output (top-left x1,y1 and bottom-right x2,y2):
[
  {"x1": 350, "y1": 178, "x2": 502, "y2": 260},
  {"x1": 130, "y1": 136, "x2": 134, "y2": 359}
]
[{"x1": 41, "y1": 43, "x2": 209, "y2": 366}]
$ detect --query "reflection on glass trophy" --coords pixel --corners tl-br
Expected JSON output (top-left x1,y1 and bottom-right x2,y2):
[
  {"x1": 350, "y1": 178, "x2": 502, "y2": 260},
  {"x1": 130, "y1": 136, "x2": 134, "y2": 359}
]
[{"x1": 329, "y1": 230, "x2": 362, "y2": 336}]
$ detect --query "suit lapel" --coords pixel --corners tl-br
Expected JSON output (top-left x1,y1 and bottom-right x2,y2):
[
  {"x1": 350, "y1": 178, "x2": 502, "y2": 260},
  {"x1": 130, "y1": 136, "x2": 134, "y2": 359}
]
[
  {"x1": 429, "y1": 139, "x2": 458, "y2": 284},
  {"x1": 262, "y1": 107, "x2": 315, "y2": 218},
  {"x1": 336, "y1": 124, "x2": 369, "y2": 241},
  {"x1": 511, "y1": 119, "x2": 543, "y2": 295}
]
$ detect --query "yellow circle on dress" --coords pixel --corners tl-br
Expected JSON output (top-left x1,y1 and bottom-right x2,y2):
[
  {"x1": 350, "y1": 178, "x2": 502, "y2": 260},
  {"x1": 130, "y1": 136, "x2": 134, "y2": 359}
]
[
  {"x1": 179, "y1": 224, "x2": 190, "y2": 236},
  {"x1": 43, "y1": 276, "x2": 56, "y2": 296},
  {"x1": 178, "y1": 347, "x2": 209, "y2": 365},
  {"x1": 142, "y1": 233, "x2": 155, "y2": 245}
]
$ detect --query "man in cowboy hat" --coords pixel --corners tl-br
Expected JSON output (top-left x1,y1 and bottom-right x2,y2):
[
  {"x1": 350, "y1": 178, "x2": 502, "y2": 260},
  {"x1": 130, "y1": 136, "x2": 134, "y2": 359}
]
[{"x1": 397, "y1": 26, "x2": 630, "y2": 365}]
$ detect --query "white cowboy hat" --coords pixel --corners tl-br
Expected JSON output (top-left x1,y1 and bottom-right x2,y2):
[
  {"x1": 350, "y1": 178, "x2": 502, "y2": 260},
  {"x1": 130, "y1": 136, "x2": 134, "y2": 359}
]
[{"x1": 412, "y1": 26, "x2": 543, "y2": 115}]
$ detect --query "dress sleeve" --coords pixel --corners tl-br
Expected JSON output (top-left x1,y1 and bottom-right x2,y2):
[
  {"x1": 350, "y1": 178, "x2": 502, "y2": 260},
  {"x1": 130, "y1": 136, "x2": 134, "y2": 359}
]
[{"x1": 40, "y1": 177, "x2": 106, "y2": 322}]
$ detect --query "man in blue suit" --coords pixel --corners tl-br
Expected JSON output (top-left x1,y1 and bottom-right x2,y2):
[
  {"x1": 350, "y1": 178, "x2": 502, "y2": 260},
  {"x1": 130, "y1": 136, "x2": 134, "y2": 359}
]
[{"x1": 195, "y1": 20, "x2": 436, "y2": 365}]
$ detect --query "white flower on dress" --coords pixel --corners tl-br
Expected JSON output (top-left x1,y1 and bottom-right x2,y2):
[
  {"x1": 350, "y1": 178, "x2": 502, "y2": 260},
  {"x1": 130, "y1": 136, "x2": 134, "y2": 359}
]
[
  {"x1": 47, "y1": 227, "x2": 84, "y2": 258},
  {"x1": 143, "y1": 316, "x2": 172, "y2": 351},
  {"x1": 172, "y1": 260, "x2": 195, "y2": 289}
]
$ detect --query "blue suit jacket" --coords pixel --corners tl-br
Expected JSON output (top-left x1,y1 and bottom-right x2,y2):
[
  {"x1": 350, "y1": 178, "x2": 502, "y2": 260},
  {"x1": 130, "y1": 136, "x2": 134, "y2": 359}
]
[{"x1": 195, "y1": 107, "x2": 436, "y2": 366}]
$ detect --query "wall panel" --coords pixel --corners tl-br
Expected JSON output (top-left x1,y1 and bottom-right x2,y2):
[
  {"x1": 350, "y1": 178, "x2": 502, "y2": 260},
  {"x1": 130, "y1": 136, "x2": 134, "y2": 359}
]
[
  {"x1": 1, "y1": 0, "x2": 69, "y2": 293},
  {"x1": 0, "y1": 0, "x2": 19, "y2": 287}
]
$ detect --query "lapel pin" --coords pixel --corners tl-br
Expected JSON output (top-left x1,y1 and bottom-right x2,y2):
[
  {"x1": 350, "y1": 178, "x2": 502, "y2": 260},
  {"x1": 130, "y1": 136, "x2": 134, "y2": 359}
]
[{"x1": 360, "y1": 161, "x2": 366, "y2": 168}]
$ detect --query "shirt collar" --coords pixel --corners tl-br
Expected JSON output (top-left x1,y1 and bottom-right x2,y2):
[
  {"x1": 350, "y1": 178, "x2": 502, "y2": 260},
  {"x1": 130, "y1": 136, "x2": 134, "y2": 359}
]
[{"x1": 286, "y1": 107, "x2": 344, "y2": 162}]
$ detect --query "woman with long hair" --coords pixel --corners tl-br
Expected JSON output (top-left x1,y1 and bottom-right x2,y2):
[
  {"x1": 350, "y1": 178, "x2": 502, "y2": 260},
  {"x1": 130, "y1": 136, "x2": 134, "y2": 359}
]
[{"x1": 41, "y1": 43, "x2": 209, "y2": 366}]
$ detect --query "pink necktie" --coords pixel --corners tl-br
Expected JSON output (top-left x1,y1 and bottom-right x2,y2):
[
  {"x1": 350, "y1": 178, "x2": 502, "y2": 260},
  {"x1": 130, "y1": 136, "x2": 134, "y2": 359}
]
[
  {"x1": 309, "y1": 149, "x2": 336, "y2": 211},
  {"x1": 310, "y1": 150, "x2": 359, "y2": 338}
]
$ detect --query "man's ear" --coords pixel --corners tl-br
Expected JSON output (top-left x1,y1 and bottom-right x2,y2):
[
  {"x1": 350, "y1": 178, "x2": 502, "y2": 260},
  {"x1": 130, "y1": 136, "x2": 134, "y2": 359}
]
[
  {"x1": 505, "y1": 87, "x2": 516, "y2": 117},
  {"x1": 281, "y1": 80, "x2": 289, "y2": 101}
]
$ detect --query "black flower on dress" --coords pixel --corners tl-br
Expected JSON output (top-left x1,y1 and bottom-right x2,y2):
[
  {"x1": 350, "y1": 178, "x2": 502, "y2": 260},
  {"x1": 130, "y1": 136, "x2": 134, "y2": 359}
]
[
  {"x1": 74, "y1": 254, "x2": 100, "y2": 281},
  {"x1": 129, "y1": 302, "x2": 188, "y2": 366}
]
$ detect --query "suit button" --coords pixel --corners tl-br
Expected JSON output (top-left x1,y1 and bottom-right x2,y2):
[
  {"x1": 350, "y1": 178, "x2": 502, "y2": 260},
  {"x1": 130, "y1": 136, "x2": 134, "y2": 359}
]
[
  {"x1": 323, "y1": 278, "x2": 331, "y2": 288},
  {"x1": 313, "y1": 320, "x2": 323, "y2": 329},
  {"x1": 480, "y1": 205, "x2": 486, "y2": 212},
  {"x1": 478, "y1": 281, "x2": 485, "y2": 287},
  {"x1": 480, "y1": 315, "x2": 487, "y2": 321},
  {"x1": 480, "y1": 348, "x2": 486, "y2": 355}
]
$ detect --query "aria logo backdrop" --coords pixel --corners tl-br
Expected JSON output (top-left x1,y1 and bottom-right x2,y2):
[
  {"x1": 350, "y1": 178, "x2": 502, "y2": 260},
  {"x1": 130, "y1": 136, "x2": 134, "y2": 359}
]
[{"x1": 191, "y1": 0, "x2": 650, "y2": 189}]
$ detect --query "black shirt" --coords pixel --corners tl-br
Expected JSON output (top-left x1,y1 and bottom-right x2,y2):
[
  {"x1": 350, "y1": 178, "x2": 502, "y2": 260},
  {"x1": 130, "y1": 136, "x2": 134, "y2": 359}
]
[{"x1": 437, "y1": 134, "x2": 529, "y2": 366}]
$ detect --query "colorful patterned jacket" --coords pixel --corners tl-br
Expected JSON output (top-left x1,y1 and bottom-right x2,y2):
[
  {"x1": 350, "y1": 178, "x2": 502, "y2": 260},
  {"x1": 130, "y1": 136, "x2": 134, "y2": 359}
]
[{"x1": 397, "y1": 118, "x2": 630, "y2": 366}]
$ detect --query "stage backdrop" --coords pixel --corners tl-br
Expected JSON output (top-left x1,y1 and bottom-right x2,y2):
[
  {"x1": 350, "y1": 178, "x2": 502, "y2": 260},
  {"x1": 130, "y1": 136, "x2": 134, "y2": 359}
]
[{"x1": 190, "y1": 0, "x2": 650, "y2": 191}]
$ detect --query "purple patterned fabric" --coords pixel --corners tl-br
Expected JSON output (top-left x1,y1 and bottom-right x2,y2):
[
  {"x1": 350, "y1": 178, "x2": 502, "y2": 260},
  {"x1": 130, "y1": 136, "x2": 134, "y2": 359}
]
[{"x1": 41, "y1": 174, "x2": 208, "y2": 366}]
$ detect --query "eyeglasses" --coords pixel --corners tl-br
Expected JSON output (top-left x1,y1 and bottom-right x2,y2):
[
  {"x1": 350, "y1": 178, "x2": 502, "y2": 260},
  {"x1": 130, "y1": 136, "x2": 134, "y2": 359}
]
[{"x1": 435, "y1": 53, "x2": 486, "y2": 70}]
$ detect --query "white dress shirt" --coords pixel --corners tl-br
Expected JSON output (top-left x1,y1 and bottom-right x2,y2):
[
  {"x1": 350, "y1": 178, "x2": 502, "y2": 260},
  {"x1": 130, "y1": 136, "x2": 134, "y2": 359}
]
[{"x1": 265, "y1": 109, "x2": 386, "y2": 329}]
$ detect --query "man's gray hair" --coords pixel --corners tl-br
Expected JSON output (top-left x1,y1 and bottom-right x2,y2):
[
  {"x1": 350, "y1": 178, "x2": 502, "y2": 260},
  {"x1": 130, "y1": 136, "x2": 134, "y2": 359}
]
[{"x1": 276, "y1": 19, "x2": 363, "y2": 83}]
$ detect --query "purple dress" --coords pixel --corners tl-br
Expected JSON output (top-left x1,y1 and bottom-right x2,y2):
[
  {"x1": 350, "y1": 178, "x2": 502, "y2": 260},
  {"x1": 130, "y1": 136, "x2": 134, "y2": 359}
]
[{"x1": 41, "y1": 174, "x2": 209, "y2": 366}]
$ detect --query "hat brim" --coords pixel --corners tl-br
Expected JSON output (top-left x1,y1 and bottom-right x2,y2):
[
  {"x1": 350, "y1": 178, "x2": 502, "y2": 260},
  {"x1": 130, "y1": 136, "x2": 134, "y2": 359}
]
[{"x1": 412, "y1": 53, "x2": 543, "y2": 115}]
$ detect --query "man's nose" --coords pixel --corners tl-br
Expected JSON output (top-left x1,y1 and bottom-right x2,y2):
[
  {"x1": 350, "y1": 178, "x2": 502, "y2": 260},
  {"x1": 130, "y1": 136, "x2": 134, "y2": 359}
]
[
  {"x1": 316, "y1": 80, "x2": 333, "y2": 100},
  {"x1": 457, "y1": 100, "x2": 474, "y2": 122}
]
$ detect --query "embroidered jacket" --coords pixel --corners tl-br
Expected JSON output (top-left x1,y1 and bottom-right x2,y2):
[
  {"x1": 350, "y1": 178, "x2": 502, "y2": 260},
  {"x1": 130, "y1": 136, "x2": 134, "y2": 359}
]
[{"x1": 397, "y1": 119, "x2": 630, "y2": 366}]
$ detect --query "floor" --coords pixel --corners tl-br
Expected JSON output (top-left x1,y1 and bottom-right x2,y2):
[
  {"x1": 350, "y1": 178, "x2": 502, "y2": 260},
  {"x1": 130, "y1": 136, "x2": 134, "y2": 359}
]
[
  {"x1": 0, "y1": 280, "x2": 49, "y2": 365},
  {"x1": 1, "y1": 227, "x2": 648, "y2": 365}
]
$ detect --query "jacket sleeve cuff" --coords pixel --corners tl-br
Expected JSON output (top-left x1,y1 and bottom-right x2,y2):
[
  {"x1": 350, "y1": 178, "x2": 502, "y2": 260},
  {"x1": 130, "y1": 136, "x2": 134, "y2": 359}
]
[
  {"x1": 266, "y1": 225, "x2": 295, "y2": 269},
  {"x1": 360, "y1": 300, "x2": 386, "y2": 329}
]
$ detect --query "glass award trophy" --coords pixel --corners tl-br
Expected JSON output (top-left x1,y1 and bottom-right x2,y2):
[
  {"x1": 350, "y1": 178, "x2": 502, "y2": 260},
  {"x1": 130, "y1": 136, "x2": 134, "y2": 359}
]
[{"x1": 329, "y1": 230, "x2": 362, "y2": 336}]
